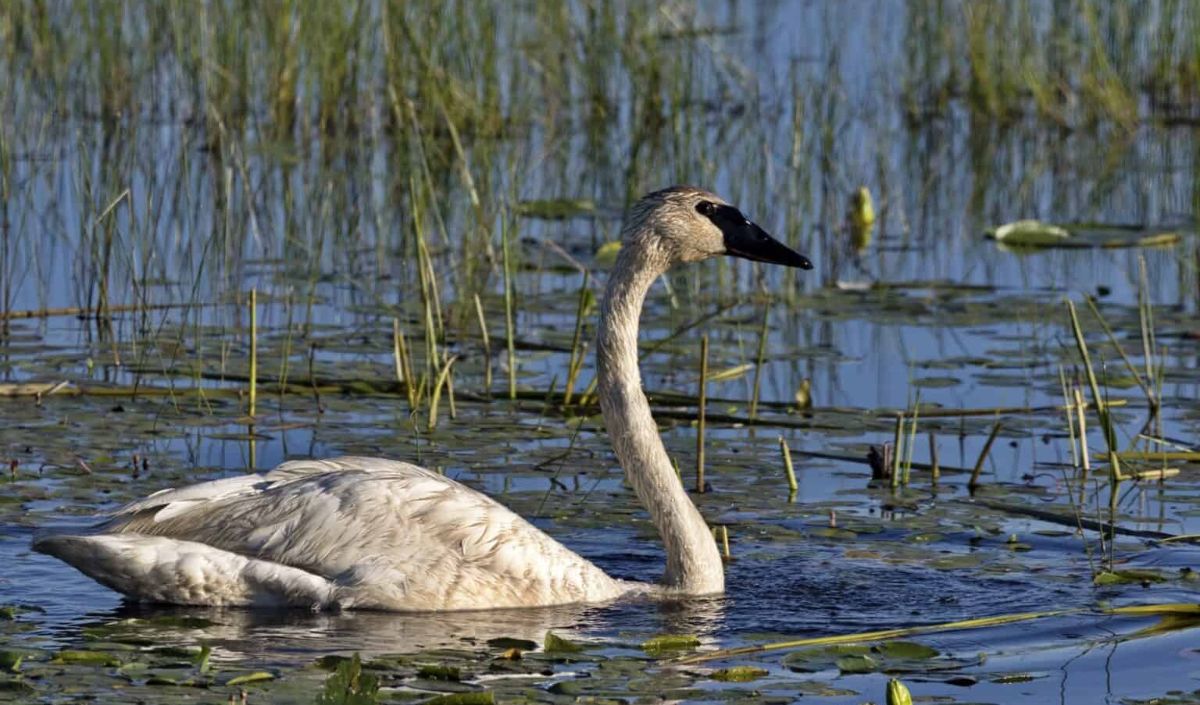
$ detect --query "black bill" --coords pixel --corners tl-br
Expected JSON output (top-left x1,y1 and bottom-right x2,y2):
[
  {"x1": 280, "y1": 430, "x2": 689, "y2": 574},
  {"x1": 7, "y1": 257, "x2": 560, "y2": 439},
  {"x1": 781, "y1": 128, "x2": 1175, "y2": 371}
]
[{"x1": 704, "y1": 203, "x2": 813, "y2": 270}]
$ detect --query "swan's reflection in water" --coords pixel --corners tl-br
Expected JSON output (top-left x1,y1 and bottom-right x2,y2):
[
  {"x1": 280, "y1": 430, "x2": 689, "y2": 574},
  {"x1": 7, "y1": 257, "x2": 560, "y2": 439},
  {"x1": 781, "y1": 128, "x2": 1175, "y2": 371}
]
[{"x1": 75, "y1": 595, "x2": 729, "y2": 664}]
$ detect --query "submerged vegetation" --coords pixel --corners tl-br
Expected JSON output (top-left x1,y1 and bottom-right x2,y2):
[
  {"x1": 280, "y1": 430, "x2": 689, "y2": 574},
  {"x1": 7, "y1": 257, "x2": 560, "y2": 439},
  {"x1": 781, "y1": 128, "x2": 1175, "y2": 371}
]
[{"x1": 0, "y1": 1, "x2": 1199, "y2": 703}]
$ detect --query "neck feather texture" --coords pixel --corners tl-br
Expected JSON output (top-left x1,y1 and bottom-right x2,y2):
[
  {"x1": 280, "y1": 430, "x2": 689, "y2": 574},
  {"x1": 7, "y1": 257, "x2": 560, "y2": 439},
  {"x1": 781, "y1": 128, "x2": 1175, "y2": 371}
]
[{"x1": 596, "y1": 244, "x2": 724, "y2": 595}]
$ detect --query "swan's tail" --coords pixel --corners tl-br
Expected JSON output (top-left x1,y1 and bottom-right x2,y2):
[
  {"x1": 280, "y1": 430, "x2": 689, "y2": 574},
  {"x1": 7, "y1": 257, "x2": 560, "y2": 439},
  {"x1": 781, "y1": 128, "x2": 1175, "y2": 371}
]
[{"x1": 33, "y1": 532, "x2": 335, "y2": 609}]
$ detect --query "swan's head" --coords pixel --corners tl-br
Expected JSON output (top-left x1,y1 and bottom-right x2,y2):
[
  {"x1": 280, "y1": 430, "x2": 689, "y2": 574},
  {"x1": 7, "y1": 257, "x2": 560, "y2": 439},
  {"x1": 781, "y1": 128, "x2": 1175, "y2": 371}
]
[{"x1": 622, "y1": 186, "x2": 813, "y2": 270}]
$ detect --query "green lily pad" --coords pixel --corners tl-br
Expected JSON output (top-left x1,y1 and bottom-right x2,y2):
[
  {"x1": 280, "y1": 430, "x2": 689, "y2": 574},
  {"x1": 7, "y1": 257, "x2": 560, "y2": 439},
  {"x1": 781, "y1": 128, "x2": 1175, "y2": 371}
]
[
  {"x1": 641, "y1": 634, "x2": 701, "y2": 654},
  {"x1": 417, "y1": 664, "x2": 461, "y2": 681},
  {"x1": 53, "y1": 649, "x2": 120, "y2": 666},
  {"x1": 543, "y1": 632, "x2": 584, "y2": 653},
  {"x1": 990, "y1": 219, "x2": 1071, "y2": 246},
  {"x1": 873, "y1": 641, "x2": 939, "y2": 660},
  {"x1": 1094, "y1": 569, "x2": 1168, "y2": 585},
  {"x1": 710, "y1": 665, "x2": 769, "y2": 682}
]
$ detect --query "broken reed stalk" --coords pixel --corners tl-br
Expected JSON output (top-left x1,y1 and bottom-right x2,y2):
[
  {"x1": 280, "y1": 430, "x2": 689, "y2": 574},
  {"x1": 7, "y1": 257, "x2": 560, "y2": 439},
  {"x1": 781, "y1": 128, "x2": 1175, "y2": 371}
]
[
  {"x1": 393, "y1": 319, "x2": 417, "y2": 409},
  {"x1": 427, "y1": 355, "x2": 458, "y2": 432},
  {"x1": 890, "y1": 413, "x2": 904, "y2": 488},
  {"x1": 720, "y1": 525, "x2": 731, "y2": 559},
  {"x1": 749, "y1": 305, "x2": 769, "y2": 419},
  {"x1": 1066, "y1": 300, "x2": 1122, "y2": 481},
  {"x1": 1058, "y1": 366, "x2": 1078, "y2": 469},
  {"x1": 248, "y1": 288, "x2": 257, "y2": 418},
  {"x1": 1137, "y1": 256, "x2": 1159, "y2": 414},
  {"x1": 1066, "y1": 299, "x2": 1123, "y2": 529},
  {"x1": 696, "y1": 334, "x2": 708, "y2": 494},
  {"x1": 928, "y1": 433, "x2": 939, "y2": 486},
  {"x1": 779, "y1": 436, "x2": 798, "y2": 493},
  {"x1": 563, "y1": 272, "x2": 590, "y2": 406},
  {"x1": 903, "y1": 399, "x2": 920, "y2": 486},
  {"x1": 968, "y1": 420, "x2": 1003, "y2": 494},
  {"x1": 1074, "y1": 385, "x2": 1090, "y2": 505},
  {"x1": 502, "y1": 213, "x2": 517, "y2": 400},
  {"x1": 473, "y1": 293, "x2": 492, "y2": 394},
  {"x1": 392, "y1": 317, "x2": 405, "y2": 386}
]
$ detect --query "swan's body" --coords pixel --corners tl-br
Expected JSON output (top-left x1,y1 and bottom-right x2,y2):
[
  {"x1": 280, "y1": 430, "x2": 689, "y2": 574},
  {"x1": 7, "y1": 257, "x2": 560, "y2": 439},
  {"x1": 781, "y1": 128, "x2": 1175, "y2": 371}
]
[{"x1": 34, "y1": 187, "x2": 811, "y2": 611}]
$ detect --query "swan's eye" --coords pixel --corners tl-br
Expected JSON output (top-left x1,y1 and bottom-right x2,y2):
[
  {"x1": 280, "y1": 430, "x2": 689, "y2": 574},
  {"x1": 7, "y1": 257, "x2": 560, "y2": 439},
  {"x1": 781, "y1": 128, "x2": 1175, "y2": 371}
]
[{"x1": 696, "y1": 201, "x2": 717, "y2": 217}]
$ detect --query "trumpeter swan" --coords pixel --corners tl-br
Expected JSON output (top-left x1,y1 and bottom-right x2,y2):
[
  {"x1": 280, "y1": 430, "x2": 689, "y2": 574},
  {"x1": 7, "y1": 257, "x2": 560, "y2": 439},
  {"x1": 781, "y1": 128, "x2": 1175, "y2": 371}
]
[{"x1": 34, "y1": 186, "x2": 812, "y2": 611}]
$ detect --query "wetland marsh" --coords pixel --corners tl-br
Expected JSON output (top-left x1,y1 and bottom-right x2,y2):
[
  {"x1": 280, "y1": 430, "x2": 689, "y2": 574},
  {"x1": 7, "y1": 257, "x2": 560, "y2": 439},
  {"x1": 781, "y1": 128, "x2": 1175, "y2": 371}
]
[{"x1": 1, "y1": 1, "x2": 1200, "y2": 703}]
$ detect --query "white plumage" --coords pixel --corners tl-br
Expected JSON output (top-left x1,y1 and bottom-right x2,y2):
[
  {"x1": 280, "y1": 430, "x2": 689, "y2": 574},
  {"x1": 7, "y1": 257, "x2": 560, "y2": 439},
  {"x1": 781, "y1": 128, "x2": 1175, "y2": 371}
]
[{"x1": 34, "y1": 187, "x2": 811, "y2": 611}]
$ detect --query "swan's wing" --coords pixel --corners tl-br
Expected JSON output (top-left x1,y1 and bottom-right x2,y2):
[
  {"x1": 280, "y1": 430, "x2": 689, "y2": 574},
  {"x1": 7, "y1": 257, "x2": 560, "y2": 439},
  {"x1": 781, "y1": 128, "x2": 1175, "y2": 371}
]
[
  {"x1": 105, "y1": 457, "x2": 432, "y2": 523},
  {"x1": 91, "y1": 456, "x2": 618, "y2": 609}
]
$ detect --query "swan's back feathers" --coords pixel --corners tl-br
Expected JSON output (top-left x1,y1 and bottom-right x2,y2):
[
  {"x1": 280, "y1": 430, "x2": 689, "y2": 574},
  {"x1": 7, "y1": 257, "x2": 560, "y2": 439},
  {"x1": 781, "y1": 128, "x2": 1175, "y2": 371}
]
[{"x1": 37, "y1": 457, "x2": 631, "y2": 610}]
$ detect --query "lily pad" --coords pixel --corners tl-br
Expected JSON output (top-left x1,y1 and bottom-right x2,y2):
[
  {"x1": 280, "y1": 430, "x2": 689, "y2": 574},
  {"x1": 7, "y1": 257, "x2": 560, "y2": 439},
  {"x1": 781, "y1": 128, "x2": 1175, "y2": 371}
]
[
  {"x1": 641, "y1": 634, "x2": 701, "y2": 654},
  {"x1": 990, "y1": 220, "x2": 1071, "y2": 246},
  {"x1": 710, "y1": 665, "x2": 768, "y2": 682},
  {"x1": 543, "y1": 632, "x2": 584, "y2": 653},
  {"x1": 1094, "y1": 569, "x2": 1168, "y2": 585}
]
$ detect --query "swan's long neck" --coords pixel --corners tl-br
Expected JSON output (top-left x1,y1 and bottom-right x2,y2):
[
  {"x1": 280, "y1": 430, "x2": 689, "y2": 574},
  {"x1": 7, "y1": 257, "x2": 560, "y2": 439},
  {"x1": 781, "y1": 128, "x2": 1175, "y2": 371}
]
[{"x1": 597, "y1": 245, "x2": 724, "y2": 595}]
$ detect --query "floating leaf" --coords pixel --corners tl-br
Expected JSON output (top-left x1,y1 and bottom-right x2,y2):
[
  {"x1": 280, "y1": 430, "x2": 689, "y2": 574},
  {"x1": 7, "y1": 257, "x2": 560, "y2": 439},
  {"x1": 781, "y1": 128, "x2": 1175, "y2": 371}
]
[
  {"x1": 53, "y1": 650, "x2": 120, "y2": 666},
  {"x1": 543, "y1": 632, "x2": 583, "y2": 653},
  {"x1": 1094, "y1": 569, "x2": 1168, "y2": 585},
  {"x1": 417, "y1": 664, "x2": 461, "y2": 681},
  {"x1": 991, "y1": 220, "x2": 1070, "y2": 246},
  {"x1": 641, "y1": 634, "x2": 701, "y2": 654},
  {"x1": 710, "y1": 666, "x2": 768, "y2": 682},
  {"x1": 873, "y1": 642, "x2": 939, "y2": 660},
  {"x1": 835, "y1": 654, "x2": 878, "y2": 673}
]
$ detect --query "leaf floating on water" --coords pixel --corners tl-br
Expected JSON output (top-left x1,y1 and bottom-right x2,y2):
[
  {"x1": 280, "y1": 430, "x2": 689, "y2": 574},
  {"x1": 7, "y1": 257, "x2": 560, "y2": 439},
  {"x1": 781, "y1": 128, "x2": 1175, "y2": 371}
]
[
  {"x1": 1094, "y1": 569, "x2": 1168, "y2": 585},
  {"x1": 543, "y1": 631, "x2": 584, "y2": 654},
  {"x1": 709, "y1": 665, "x2": 768, "y2": 682},
  {"x1": 873, "y1": 641, "x2": 939, "y2": 660},
  {"x1": 417, "y1": 664, "x2": 461, "y2": 681},
  {"x1": 641, "y1": 634, "x2": 701, "y2": 654},
  {"x1": 52, "y1": 650, "x2": 120, "y2": 666},
  {"x1": 224, "y1": 671, "x2": 275, "y2": 686},
  {"x1": 990, "y1": 220, "x2": 1071, "y2": 247},
  {"x1": 835, "y1": 653, "x2": 878, "y2": 673}
]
